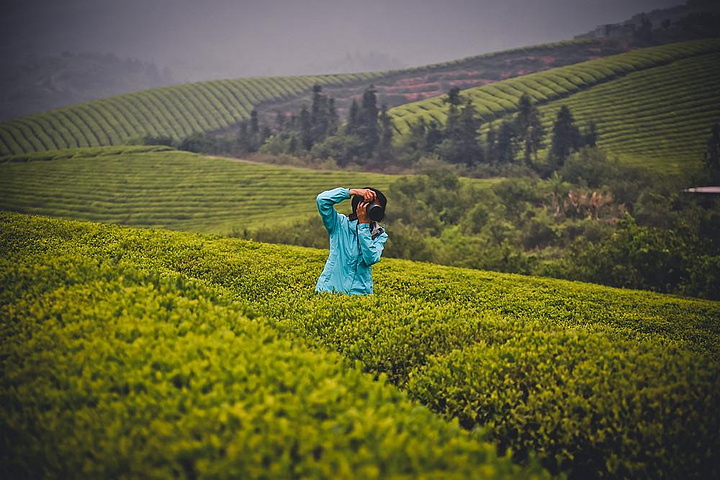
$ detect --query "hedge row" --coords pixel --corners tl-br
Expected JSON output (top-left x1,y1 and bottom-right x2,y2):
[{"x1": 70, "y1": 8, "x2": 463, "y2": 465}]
[
  {"x1": 2, "y1": 212, "x2": 718, "y2": 478},
  {"x1": 0, "y1": 219, "x2": 547, "y2": 478}
]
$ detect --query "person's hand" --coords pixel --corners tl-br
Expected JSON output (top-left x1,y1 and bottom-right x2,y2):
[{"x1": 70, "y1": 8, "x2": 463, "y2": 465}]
[
  {"x1": 356, "y1": 201, "x2": 370, "y2": 223},
  {"x1": 350, "y1": 188, "x2": 376, "y2": 203}
]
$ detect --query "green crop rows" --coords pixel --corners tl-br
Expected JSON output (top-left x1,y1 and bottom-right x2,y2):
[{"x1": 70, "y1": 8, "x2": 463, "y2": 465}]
[
  {"x1": 390, "y1": 38, "x2": 720, "y2": 171},
  {"x1": 2, "y1": 212, "x2": 718, "y2": 478},
  {"x1": 0, "y1": 213, "x2": 550, "y2": 479},
  {"x1": 530, "y1": 51, "x2": 720, "y2": 170},
  {"x1": 0, "y1": 147, "x2": 400, "y2": 234},
  {"x1": 0, "y1": 37, "x2": 610, "y2": 158},
  {"x1": 0, "y1": 73, "x2": 382, "y2": 156}
]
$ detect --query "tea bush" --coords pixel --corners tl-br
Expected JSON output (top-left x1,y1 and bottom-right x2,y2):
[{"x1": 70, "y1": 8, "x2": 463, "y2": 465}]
[
  {"x1": 0, "y1": 228, "x2": 546, "y2": 478},
  {"x1": 2, "y1": 212, "x2": 719, "y2": 478}
]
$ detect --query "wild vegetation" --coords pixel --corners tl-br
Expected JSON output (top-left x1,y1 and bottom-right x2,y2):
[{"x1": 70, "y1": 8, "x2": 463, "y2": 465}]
[{"x1": 2, "y1": 212, "x2": 718, "y2": 478}]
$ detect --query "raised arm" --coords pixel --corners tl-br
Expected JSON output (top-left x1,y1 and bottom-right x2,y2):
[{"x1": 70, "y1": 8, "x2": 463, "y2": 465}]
[
  {"x1": 357, "y1": 224, "x2": 388, "y2": 265},
  {"x1": 316, "y1": 187, "x2": 350, "y2": 233}
]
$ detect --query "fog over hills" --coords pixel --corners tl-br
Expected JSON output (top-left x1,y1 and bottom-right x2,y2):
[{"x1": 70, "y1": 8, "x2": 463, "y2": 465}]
[{"x1": 2, "y1": 0, "x2": 682, "y2": 81}]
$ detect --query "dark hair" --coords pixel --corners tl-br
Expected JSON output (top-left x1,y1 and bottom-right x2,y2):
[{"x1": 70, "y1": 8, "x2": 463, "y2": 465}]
[{"x1": 350, "y1": 187, "x2": 387, "y2": 221}]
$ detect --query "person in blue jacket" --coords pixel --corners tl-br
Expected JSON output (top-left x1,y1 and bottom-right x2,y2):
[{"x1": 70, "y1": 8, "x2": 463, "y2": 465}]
[{"x1": 315, "y1": 187, "x2": 388, "y2": 295}]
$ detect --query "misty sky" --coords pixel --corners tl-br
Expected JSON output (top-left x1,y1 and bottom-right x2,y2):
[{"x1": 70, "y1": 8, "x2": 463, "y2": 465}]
[{"x1": 1, "y1": 0, "x2": 682, "y2": 81}]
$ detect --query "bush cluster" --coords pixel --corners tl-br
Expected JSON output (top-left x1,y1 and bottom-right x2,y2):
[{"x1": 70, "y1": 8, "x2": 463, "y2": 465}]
[
  {"x1": 2, "y1": 212, "x2": 719, "y2": 478},
  {"x1": 0, "y1": 220, "x2": 545, "y2": 478}
]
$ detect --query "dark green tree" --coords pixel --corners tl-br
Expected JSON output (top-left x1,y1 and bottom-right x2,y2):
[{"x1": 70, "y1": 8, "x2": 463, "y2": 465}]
[
  {"x1": 549, "y1": 106, "x2": 581, "y2": 168},
  {"x1": 346, "y1": 99, "x2": 360, "y2": 135},
  {"x1": 443, "y1": 87, "x2": 463, "y2": 142},
  {"x1": 514, "y1": 94, "x2": 545, "y2": 166},
  {"x1": 497, "y1": 120, "x2": 517, "y2": 164},
  {"x1": 583, "y1": 120, "x2": 598, "y2": 148},
  {"x1": 425, "y1": 120, "x2": 443, "y2": 151},
  {"x1": 357, "y1": 85, "x2": 380, "y2": 157},
  {"x1": 299, "y1": 105, "x2": 312, "y2": 151},
  {"x1": 327, "y1": 97, "x2": 339, "y2": 135},
  {"x1": 378, "y1": 104, "x2": 394, "y2": 165},
  {"x1": 438, "y1": 98, "x2": 482, "y2": 166},
  {"x1": 408, "y1": 117, "x2": 428, "y2": 153}
]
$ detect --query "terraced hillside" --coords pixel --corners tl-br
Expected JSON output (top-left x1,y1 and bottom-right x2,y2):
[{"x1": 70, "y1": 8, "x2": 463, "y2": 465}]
[
  {"x1": 390, "y1": 38, "x2": 720, "y2": 171},
  {"x1": 0, "y1": 146, "x2": 403, "y2": 234},
  {"x1": 0, "y1": 38, "x2": 626, "y2": 156},
  {"x1": 2, "y1": 212, "x2": 718, "y2": 478}
]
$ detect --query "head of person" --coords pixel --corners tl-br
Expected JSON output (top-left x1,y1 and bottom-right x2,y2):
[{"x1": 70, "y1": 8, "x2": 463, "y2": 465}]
[{"x1": 351, "y1": 187, "x2": 387, "y2": 222}]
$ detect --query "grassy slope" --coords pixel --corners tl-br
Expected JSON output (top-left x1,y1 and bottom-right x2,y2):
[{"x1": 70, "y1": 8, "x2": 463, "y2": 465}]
[
  {"x1": 0, "y1": 213, "x2": 545, "y2": 479},
  {"x1": 531, "y1": 51, "x2": 720, "y2": 171},
  {"x1": 0, "y1": 147, "x2": 406, "y2": 234},
  {"x1": 2, "y1": 212, "x2": 718, "y2": 477},
  {"x1": 0, "y1": 38, "x2": 617, "y2": 157},
  {"x1": 390, "y1": 38, "x2": 720, "y2": 172}
]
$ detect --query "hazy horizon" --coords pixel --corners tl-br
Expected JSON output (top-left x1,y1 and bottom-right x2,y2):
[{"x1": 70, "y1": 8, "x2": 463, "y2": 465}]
[{"x1": 2, "y1": 0, "x2": 683, "y2": 81}]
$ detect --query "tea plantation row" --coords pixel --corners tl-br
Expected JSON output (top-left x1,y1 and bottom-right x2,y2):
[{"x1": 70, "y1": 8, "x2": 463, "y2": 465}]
[
  {"x1": 2, "y1": 212, "x2": 718, "y2": 478},
  {"x1": 390, "y1": 38, "x2": 720, "y2": 171},
  {"x1": 0, "y1": 147, "x2": 401, "y2": 234},
  {"x1": 0, "y1": 214, "x2": 548, "y2": 479},
  {"x1": 0, "y1": 72, "x2": 383, "y2": 156}
]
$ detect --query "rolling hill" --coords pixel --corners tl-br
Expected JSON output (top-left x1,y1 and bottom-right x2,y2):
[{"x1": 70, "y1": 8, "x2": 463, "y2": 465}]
[
  {"x1": 0, "y1": 146, "x2": 412, "y2": 234},
  {"x1": 389, "y1": 37, "x2": 720, "y2": 171},
  {"x1": 0, "y1": 38, "x2": 626, "y2": 157},
  {"x1": 2, "y1": 212, "x2": 718, "y2": 478}
]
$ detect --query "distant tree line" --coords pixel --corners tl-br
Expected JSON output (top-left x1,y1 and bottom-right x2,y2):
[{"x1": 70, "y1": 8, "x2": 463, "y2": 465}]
[{"x1": 161, "y1": 85, "x2": 719, "y2": 186}]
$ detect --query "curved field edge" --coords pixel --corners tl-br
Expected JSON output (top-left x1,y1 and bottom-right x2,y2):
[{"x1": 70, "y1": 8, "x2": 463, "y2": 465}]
[
  {"x1": 2, "y1": 212, "x2": 718, "y2": 478},
  {"x1": 389, "y1": 38, "x2": 720, "y2": 131},
  {"x1": 0, "y1": 72, "x2": 383, "y2": 156},
  {"x1": 0, "y1": 224, "x2": 552, "y2": 479},
  {"x1": 0, "y1": 147, "x2": 405, "y2": 234},
  {"x1": 389, "y1": 38, "x2": 720, "y2": 171},
  {"x1": 0, "y1": 38, "x2": 609, "y2": 157}
]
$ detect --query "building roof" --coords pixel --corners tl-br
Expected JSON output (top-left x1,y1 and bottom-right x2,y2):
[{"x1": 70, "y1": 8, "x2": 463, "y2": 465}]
[{"x1": 683, "y1": 186, "x2": 720, "y2": 193}]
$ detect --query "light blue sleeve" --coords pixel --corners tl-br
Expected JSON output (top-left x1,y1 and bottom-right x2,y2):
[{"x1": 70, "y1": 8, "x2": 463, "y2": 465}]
[
  {"x1": 316, "y1": 187, "x2": 350, "y2": 234},
  {"x1": 357, "y1": 223, "x2": 388, "y2": 266}
]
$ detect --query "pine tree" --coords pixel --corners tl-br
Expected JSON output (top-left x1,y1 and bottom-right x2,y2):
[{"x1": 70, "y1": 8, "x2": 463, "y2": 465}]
[
  {"x1": 358, "y1": 85, "x2": 380, "y2": 157},
  {"x1": 514, "y1": 94, "x2": 544, "y2": 166},
  {"x1": 705, "y1": 122, "x2": 720, "y2": 183},
  {"x1": 497, "y1": 120, "x2": 517, "y2": 164},
  {"x1": 310, "y1": 84, "x2": 329, "y2": 144},
  {"x1": 583, "y1": 120, "x2": 598, "y2": 148},
  {"x1": 443, "y1": 87, "x2": 463, "y2": 142},
  {"x1": 378, "y1": 104, "x2": 394, "y2": 165},
  {"x1": 328, "y1": 97, "x2": 339, "y2": 135},
  {"x1": 346, "y1": 99, "x2": 360, "y2": 135},
  {"x1": 549, "y1": 105, "x2": 581, "y2": 168},
  {"x1": 457, "y1": 98, "x2": 482, "y2": 166},
  {"x1": 425, "y1": 120, "x2": 443, "y2": 151}
]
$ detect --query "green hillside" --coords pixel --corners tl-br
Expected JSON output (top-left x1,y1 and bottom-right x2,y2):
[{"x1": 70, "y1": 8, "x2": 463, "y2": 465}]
[
  {"x1": 0, "y1": 72, "x2": 382, "y2": 156},
  {"x1": 390, "y1": 38, "x2": 720, "y2": 171},
  {"x1": 0, "y1": 38, "x2": 622, "y2": 157},
  {"x1": 2, "y1": 212, "x2": 718, "y2": 478},
  {"x1": 0, "y1": 147, "x2": 404, "y2": 234}
]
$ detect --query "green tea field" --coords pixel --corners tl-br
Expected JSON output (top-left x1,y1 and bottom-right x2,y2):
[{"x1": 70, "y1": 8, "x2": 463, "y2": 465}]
[
  {"x1": 389, "y1": 38, "x2": 720, "y2": 171},
  {"x1": 0, "y1": 146, "x2": 405, "y2": 234},
  {"x1": 2, "y1": 212, "x2": 718, "y2": 478},
  {"x1": 0, "y1": 38, "x2": 621, "y2": 157}
]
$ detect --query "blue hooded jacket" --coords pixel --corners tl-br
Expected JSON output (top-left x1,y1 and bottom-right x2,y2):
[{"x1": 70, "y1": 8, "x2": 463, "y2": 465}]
[{"x1": 315, "y1": 187, "x2": 389, "y2": 295}]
